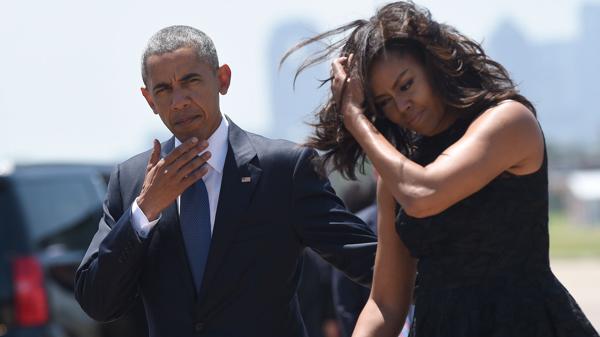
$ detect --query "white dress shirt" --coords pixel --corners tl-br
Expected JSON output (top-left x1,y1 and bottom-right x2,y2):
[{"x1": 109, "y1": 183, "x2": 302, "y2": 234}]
[{"x1": 131, "y1": 116, "x2": 229, "y2": 238}]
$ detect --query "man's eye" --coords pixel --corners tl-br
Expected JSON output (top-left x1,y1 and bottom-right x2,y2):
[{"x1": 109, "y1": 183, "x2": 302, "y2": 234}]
[
  {"x1": 154, "y1": 87, "x2": 169, "y2": 95},
  {"x1": 400, "y1": 79, "x2": 414, "y2": 91}
]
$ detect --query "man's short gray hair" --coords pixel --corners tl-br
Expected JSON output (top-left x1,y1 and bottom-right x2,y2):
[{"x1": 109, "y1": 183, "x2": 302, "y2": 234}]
[{"x1": 141, "y1": 25, "x2": 219, "y2": 85}]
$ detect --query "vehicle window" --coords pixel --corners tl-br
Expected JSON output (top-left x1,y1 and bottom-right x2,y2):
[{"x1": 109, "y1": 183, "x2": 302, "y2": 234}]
[
  {"x1": 11, "y1": 172, "x2": 106, "y2": 250},
  {"x1": 0, "y1": 180, "x2": 10, "y2": 246},
  {"x1": 0, "y1": 179, "x2": 25, "y2": 250}
]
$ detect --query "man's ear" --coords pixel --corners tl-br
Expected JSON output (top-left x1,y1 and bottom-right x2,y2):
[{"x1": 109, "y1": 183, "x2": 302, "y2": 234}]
[
  {"x1": 217, "y1": 64, "x2": 232, "y2": 95},
  {"x1": 141, "y1": 87, "x2": 158, "y2": 114}
]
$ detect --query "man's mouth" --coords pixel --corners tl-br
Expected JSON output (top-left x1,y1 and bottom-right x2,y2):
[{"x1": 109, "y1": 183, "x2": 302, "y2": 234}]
[{"x1": 175, "y1": 115, "x2": 200, "y2": 125}]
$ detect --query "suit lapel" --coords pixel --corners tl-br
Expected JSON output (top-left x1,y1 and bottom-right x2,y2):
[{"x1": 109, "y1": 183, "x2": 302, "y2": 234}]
[{"x1": 196, "y1": 118, "x2": 262, "y2": 304}]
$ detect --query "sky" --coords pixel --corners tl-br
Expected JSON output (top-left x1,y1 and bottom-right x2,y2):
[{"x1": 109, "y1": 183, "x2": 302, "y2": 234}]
[{"x1": 1, "y1": 0, "x2": 599, "y2": 163}]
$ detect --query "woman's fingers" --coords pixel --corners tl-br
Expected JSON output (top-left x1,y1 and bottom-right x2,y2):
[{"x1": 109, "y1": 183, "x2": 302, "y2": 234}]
[
  {"x1": 331, "y1": 56, "x2": 348, "y2": 79},
  {"x1": 330, "y1": 54, "x2": 365, "y2": 118},
  {"x1": 331, "y1": 57, "x2": 349, "y2": 105}
]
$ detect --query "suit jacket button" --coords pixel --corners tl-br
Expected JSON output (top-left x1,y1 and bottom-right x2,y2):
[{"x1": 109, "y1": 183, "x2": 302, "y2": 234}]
[{"x1": 194, "y1": 322, "x2": 205, "y2": 332}]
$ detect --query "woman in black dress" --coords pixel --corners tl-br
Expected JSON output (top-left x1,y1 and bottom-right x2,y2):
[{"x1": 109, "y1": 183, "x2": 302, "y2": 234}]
[{"x1": 284, "y1": 1, "x2": 599, "y2": 336}]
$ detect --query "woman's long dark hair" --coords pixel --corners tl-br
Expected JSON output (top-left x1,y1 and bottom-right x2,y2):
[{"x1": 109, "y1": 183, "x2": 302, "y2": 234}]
[{"x1": 282, "y1": 1, "x2": 535, "y2": 180}]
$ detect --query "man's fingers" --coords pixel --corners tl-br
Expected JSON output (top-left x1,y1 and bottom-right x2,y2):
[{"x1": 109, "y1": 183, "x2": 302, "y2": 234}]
[
  {"x1": 147, "y1": 139, "x2": 161, "y2": 171},
  {"x1": 177, "y1": 151, "x2": 211, "y2": 180},
  {"x1": 169, "y1": 142, "x2": 209, "y2": 172},
  {"x1": 163, "y1": 137, "x2": 199, "y2": 166},
  {"x1": 183, "y1": 165, "x2": 210, "y2": 188},
  {"x1": 162, "y1": 137, "x2": 202, "y2": 166}
]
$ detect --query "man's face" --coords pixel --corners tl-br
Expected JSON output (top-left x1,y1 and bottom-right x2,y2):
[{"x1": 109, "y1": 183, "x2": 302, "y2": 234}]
[{"x1": 141, "y1": 47, "x2": 231, "y2": 142}]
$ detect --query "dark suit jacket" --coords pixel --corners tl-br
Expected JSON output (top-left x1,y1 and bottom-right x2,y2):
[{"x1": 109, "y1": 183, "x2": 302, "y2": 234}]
[
  {"x1": 75, "y1": 118, "x2": 376, "y2": 337},
  {"x1": 332, "y1": 204, "x2": 377, "y2": 337},
  {"x1": 297, "y1": 248, "x2": 335, "y2": 337}
]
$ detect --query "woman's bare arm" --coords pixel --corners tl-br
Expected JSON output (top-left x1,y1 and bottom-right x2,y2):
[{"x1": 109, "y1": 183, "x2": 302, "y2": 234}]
[{"x1": 352, "y1": 179, "x2": 417, "y2": 337}]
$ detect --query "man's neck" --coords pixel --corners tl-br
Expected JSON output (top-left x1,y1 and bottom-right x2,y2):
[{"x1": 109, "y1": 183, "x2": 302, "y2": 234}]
[{"x1": 204, "y1": 114, "x2": 223, "y2": 140}]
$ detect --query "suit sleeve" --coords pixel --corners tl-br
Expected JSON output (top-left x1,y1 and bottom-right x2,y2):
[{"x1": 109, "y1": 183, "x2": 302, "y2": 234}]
[
  {"x1": 74, "y1": 165, "x2": 147, "y2": 322},
  {"x1": 291, "y1": 147, "x2": 377, "y2": 287}
]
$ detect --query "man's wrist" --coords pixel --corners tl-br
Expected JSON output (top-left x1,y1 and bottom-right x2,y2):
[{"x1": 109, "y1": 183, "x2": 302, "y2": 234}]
[
  {"x1": 136, "y1": 196, "x2": 159, "y2": 221},
  {"x1": 132, "y1": 198, "x2": 161, "y2": 238}
]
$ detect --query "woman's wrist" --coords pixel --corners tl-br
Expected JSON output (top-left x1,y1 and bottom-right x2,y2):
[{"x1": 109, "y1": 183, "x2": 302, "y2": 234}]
[{"x1": 342, "y1": 103, "x2": 366, "y2": 131}]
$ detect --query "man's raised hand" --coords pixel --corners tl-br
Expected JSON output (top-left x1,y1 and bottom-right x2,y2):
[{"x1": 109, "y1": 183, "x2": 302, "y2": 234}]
[{"x1": 137, "y1": 137, "x2": 211, "y2": 221}]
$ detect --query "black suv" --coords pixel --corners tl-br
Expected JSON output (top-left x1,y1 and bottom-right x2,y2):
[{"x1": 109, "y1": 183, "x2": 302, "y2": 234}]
[{"x1": 0, "y1": 163, "x2": 146, "y2": 337}]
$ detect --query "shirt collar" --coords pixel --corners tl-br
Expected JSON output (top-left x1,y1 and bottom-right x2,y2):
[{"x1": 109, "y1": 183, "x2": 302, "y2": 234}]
[{"x1": 174, "y1": 115, "x2": 229, "y2": 175}]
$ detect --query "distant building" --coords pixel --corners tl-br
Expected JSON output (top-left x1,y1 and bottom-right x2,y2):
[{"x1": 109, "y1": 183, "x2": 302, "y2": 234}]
[
  {"x1": 487, "y1": 5, "x2": 600, "y2": 147},
  {"x1": 267, "y1": 20, "x2": 328, "y2": 143},
  {"x1": 565, "y1": 170, "x2": 600, "y2": 226}
]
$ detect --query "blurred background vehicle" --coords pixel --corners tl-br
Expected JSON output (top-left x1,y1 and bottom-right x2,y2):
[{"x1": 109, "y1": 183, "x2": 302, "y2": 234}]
[{"x1": 0, "y1": 163, "x2": 147, "y2": 337}]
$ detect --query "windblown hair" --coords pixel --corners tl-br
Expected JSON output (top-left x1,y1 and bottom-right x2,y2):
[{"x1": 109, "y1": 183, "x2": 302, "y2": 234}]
[
  {"x1": 282, "y1": 1, "x2": 535, "y2": 179},
  {"x1": 141, "y1": 25, "x2": 219, "y2": 86}
]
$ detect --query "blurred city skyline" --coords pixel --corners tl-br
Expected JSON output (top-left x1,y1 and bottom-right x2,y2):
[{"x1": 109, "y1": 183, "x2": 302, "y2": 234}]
[
  {"x1": 487, "y1": 2, "x2": 600, "y2": 147},
  {"x1": 1, "y1": 0, "x2": 599, "y2": 164}
]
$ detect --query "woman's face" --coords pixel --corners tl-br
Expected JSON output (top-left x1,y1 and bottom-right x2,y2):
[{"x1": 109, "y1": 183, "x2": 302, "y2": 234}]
[{"x1": 369, "y1": 51, "x2": 451, "y2": 136}]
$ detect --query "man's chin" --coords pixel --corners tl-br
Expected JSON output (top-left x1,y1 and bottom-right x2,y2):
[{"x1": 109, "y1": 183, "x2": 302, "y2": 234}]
[
  {"x1": 175, "y1": 134, "x2": 194, "y2": 143},
  {"x1": 174, "y1": 130, "x2": 207, "y2": 143}
]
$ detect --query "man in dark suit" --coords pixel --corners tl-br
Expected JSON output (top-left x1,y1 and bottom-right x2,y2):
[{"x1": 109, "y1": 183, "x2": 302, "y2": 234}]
[
  {"x1": 332, "y1": 204, "x2": 376, "y2": 337},
  {"x1": 75, "y1": 25, "x2": 376, "y2": 337}
]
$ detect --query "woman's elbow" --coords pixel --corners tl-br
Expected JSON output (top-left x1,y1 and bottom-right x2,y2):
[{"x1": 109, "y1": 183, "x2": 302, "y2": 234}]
[
  {"x1": 400, "y1": 192, "x2": 445, "y2": 218},
  {"x1": 402, "y1": 200, "x2": 431, "y2": 218}
]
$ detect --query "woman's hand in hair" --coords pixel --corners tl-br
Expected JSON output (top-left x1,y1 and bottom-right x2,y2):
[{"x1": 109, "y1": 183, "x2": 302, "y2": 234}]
[{"x1": 331, "y1": 55, "x2": 365, "y2": 128}]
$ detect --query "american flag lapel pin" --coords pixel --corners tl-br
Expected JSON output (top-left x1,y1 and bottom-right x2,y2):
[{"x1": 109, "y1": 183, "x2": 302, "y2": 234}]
[{"x1": 241, "y1": 176, "x2": 251, "y2": 183}]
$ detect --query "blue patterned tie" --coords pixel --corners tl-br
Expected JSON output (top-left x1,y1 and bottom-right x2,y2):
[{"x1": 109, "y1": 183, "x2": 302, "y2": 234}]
[{"x1": 180, "y1": 178, "x2": 211, "y2": 293}]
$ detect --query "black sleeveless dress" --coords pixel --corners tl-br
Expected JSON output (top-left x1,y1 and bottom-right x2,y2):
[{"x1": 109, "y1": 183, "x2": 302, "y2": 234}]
[{"x1": 395, "y1": 115, "x2": 599, "y2": 337}]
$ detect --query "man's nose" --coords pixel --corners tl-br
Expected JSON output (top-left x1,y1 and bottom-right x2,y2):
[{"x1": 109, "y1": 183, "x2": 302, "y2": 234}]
[{"x1": 171, "y1": 88, "x2": 190, "y2": 111}]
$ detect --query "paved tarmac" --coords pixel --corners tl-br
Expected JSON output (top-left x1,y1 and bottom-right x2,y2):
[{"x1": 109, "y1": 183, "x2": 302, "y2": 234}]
[{"x1": 551, "y1": 258, "x2": 600, "y2": 332}]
